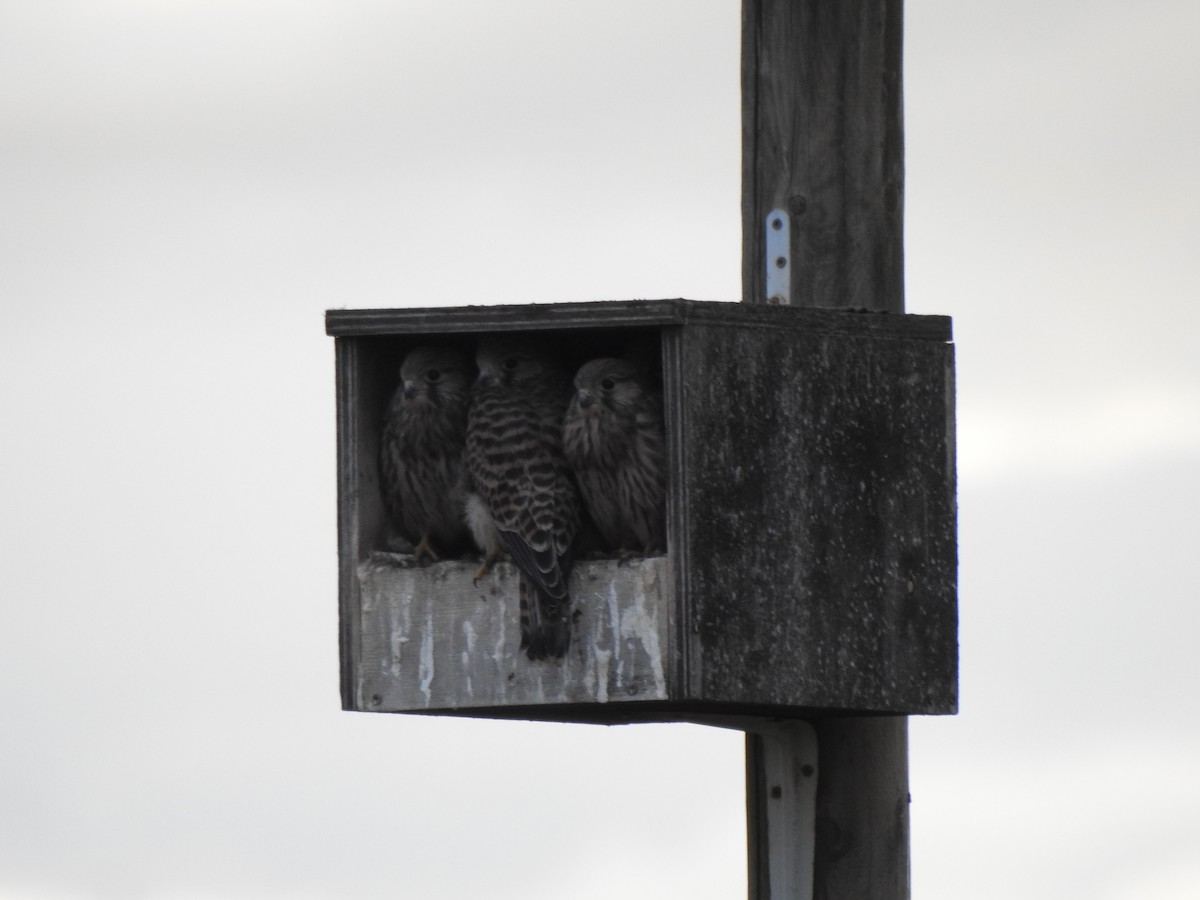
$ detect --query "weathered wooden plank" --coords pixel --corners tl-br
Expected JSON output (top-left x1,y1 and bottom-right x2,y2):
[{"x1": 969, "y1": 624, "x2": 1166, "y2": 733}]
[
  {"x1": 680, "y1": 322, "x2": 957, "y2": 714},
  {"x1": 356, "y1": 555, "x2": 672, "y2": 712},
  {"x1": 742, "y1": 0, "x2": 904, "y2": 310},
  {"x1": 811, "y1": 717, "x2": 911, "y2": 899},
  {"x1": 746, "y1": 722, "x2": 819, "y2": 900},
  {"x1": 325, "y1": 299, "x2": 949, "y2": 342},
  {"x1": 326, "y1": 299, "x2": 687, "y2": 337},
  {"x1": 334, "y1": 338, "x2": 365, "y2": 709}
]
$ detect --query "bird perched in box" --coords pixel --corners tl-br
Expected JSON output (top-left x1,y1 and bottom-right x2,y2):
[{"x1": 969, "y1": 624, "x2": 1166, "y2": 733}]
[
  {"x1": 563, "y1": 357, "x2": 666, "y2": 556},
  {"x1": 379, "y1": 345, "x2": 474, "y2": 563},
  {"x1": 466, "y1": 339, "x2": 581, "y2": 660}
]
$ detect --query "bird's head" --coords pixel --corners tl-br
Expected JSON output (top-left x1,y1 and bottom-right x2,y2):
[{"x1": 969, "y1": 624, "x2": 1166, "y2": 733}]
[
  {"x1": 475, "y1": 339, "x2": 558, "y2": 390},
  {"x1": 398, "y1": 346, "x2": 472, "y2": 407},
  {"x1": 571, "y1": 357, "x2": 645, "y2": 414}
]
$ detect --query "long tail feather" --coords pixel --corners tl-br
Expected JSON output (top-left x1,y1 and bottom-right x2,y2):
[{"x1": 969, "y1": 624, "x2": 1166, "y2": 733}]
[{"x1": 519, "y1": 578, "x2": 570, "y2": 660}]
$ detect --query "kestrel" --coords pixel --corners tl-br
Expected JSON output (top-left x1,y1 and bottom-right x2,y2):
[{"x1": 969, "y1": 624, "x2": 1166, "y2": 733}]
[
  {"x1": 379, "y1": 345, "x2": 473, "y2": 562},
  {"x1": 563, "y1": 357, "x2": 666, "y2": 555},
  {"x1": 466, "y1": 339, "x2": 580, "y2": 660}
]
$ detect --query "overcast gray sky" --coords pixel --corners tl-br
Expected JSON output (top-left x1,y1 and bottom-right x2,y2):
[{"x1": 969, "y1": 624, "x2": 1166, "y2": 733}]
[{"x1": 2, "y1": 1, "x2": 1199, "y2": 898}]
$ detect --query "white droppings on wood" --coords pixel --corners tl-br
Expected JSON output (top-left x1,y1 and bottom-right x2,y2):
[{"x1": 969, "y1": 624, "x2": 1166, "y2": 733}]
[
  {"x1": 418, "y1": 607, "x2": 434, "y2": 705},
  {"x1": 461, "y1": 619, "x2": 476, "y2": 700},
  {"x1": 600, "y1": 580, "x2": 623, "y2": 697},
  {"x1": 354, "y1": 555, "x2": 671, "y2": 713},
  {"x1": 388, "y1": 632, "x2": 409, "y2": 679},
  {"x1": 618, "y1": 565, "x2": 667, "y2": 698},
  {"x1": 590, "y1": 646, "x2": 612, "y2": 704}
]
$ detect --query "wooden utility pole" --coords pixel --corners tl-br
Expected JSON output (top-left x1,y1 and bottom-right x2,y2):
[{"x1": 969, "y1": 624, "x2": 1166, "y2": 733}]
[
  {"x1": 328, "y1": 6, "x2": 953, "y2": 900},
  {"x1": 741, "y1": 2, "x2": 910, "y2": 898},
  {"x1": 742, "y1": 0, "x2": 904, "y2": 312}
]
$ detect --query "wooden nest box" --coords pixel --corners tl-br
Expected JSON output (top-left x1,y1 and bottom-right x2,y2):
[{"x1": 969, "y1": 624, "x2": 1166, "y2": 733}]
[{"x1": 326, "y1": 299, "x2": 956, "y2": 724}]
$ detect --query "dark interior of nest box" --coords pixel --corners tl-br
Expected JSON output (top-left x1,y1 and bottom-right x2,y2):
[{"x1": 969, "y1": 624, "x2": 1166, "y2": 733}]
[{"x1": 348, "y1": 325, "x2": 668, "y2": 563}]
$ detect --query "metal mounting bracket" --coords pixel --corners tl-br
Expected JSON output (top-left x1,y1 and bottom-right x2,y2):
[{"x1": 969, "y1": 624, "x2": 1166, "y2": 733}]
[{"x1": 765, "y1": 209, "x2": 791, "y2": 305}]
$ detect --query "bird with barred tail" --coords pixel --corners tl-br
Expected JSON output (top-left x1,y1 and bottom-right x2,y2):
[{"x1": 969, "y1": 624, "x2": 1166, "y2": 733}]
[
  {"x1": 465, "y1": 339, "x2": 581, "y2": 661},
  {"x1": 379, "y1": 345, "x2": 474, "y2": 562},
  {"x1": 563, "y1": 357, "x2": 667, "y2": 555}
]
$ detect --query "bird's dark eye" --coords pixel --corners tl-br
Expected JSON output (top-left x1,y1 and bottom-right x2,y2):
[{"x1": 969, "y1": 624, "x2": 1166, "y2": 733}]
[
  {"x1": 426, "y1": 369, "x2": 441, "y2": 382},
  {"x1": 502, "y1": 357, "x2": 519, "y2": 371},
  {"x1": 600, "y1": 377, "x2": 616, "y2": 391}
]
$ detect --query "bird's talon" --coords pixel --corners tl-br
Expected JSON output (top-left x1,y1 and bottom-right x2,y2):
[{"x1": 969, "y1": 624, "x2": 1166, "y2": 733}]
[
  {"x1": 472, "y1": 549, "x2": 508, "y2": 585},
  {"x1": 412, "y1": 535, "x2": 440, "y2": 565}
]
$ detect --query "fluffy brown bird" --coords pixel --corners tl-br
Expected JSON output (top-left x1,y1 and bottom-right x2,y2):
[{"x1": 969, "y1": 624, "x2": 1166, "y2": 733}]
[
  {"x1": 465, "y1": 339, "x2": 580, "y2": 660},
  {"x1": 562, "y1": 357, "x2": 666, "y2": 555},
  {"x1": 379, "y1": 346, "x2": 474, "y2": 562}
]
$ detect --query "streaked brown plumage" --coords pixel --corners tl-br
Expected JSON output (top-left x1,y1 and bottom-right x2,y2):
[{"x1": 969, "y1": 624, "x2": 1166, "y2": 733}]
[
  {"x1": 379, "y1": 346, "x2": 473, "y2": 562},
  {"x1": 563, "y1": 357, "x2": 666, "y2": 555},
  {"x1": 466, "y1": 339, "x2": 580, "y2": 660}
]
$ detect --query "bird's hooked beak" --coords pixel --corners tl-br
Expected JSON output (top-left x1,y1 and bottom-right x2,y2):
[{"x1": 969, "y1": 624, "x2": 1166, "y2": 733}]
[
  {"x1": 402, "y1": 380, "x2": 417, "y2": 399},
  {"x1": 476, "y1": 366, "x2": 497, "y2": 387},
  {"x1": 576, "y1": 390, "x2": 595, "y2": 409}
]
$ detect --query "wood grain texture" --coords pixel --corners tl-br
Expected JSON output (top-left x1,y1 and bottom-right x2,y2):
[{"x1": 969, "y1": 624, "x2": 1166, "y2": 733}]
[
  {"x1": 327, "y1": 299, "x2": 947, "y2": 340},
  {"x1": 678, "y1": 322, "x2": 957, "y2": 714},
  {"x1": 742, "y1": 0, "x2": 904, "y2": 310},
  {"x1": 334, "y1": 337, "x2": 365, "y2": 709},
  {"x1": 811, "y1": 717, "x2": 910, "y2": 900},
  {"x1": 746, "y1": 722, "x2": 819, "y2": 900},
  {"x1": 356, "y1": 555, "x2": 671, "y2": 713}
]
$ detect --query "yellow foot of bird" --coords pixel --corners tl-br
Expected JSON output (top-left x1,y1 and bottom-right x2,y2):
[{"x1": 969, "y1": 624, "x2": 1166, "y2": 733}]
[
  {"x1": 473, "y1": 549, "x2": 508, "y2": 586},
  {"x1": 413, "y1": 536, "x2": 440, "y2": 565}
]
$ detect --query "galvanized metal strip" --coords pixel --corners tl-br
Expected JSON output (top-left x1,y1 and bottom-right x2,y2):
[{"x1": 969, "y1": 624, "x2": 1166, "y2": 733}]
[{"x1": 765, "y1": 209, "x2": 791, "y2": 305}]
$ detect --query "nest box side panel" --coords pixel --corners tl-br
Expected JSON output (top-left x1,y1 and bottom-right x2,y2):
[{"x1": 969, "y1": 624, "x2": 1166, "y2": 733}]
[
  {"x1": 679, "y1": 321, "x2": 957, "y2": 714},
  {"x1": 335, "y1": 338, "x2": 369, "y2": 708}
]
